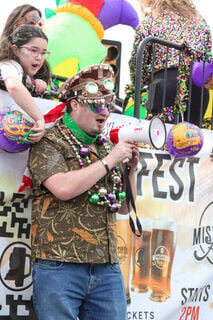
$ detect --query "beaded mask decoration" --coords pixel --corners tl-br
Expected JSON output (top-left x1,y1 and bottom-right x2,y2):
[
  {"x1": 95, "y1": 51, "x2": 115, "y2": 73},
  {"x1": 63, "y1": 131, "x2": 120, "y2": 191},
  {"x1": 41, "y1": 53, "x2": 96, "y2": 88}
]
[{"x1": 58, "y1": 64, "x2": 116, "y2": 113}]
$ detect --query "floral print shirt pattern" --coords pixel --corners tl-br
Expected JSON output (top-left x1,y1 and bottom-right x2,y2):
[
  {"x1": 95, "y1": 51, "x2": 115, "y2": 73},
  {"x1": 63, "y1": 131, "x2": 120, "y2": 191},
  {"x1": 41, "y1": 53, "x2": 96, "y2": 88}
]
[{"x1": 28, "y1": 120, "x2": 120, "y2": 264}]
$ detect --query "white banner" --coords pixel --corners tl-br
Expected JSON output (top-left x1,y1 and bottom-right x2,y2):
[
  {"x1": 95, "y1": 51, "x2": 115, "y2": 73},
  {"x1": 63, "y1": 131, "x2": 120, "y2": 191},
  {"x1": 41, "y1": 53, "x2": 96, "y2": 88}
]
[{"x1": 0, "y1": 105, "x2": 213, "y2": 319}]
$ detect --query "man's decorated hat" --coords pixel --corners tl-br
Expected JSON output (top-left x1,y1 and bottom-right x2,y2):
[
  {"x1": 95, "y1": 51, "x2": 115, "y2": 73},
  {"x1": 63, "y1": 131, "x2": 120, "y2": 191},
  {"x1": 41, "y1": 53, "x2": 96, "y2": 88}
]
[{"x1": 58, "y1": 64, "x2": 116, "y2": 105}]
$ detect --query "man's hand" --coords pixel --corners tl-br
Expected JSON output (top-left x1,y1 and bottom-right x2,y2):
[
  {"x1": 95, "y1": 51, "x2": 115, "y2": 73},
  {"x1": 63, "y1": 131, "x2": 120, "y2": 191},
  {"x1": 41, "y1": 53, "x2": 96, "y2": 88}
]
[{"x1": 105, "y1": 139, "x2": 139, "y2": 170}]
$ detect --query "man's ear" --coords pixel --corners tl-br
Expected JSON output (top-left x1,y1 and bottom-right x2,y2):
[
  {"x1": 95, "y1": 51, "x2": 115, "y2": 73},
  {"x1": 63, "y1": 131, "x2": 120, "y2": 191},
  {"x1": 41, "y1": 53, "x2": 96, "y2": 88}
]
[{"x1": 70, "y1": 99, "x2": 78, "y2": 111}]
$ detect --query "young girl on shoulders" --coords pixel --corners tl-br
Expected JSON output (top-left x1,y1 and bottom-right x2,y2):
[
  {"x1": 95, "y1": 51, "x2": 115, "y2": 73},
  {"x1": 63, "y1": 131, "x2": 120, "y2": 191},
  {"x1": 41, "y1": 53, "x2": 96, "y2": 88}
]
[{"x1": 0, "y1": 25, "x2": 51, "y2": 142}]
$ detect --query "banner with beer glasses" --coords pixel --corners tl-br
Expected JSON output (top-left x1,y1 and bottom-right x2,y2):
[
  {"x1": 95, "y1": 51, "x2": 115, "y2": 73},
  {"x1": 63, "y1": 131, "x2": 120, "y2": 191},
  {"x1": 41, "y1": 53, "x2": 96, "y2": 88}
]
[
  {"x1": 0, "y1": 109, "x2": 213, "y2": 319},
  {"x1": 107, "y1": 115, "x2": 213, "y2": 320}
]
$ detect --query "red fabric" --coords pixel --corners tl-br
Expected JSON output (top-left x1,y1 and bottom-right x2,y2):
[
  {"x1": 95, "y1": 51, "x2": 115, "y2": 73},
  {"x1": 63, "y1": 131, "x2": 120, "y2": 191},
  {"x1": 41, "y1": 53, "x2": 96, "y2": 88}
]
[
  {"x1": 19, "y1": 102, "x2": 67, "y2": 193},
  {"x1": 18, "y1": 174, "x2": 33, "y2": 192},
  {"x1": 44, "y1": 102, "x2": 66, "y2": 124},
  {"x1": 67, "y1": 0, "x2": 104, "y2": 16}
]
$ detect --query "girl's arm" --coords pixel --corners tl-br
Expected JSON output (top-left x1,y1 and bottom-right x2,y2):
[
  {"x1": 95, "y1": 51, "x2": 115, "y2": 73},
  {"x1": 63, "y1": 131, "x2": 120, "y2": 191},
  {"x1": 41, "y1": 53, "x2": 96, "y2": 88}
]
[
  {"x1": 4, "y1": 77, "x2": 45, "y2": 142},
  {"x1": 5, "y1": 77, "x2": 43, "y2": 121}
]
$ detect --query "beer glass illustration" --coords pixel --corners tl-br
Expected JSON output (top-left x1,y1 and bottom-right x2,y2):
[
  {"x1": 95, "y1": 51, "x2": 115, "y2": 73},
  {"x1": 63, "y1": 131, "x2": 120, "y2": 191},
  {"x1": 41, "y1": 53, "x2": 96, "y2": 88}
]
[
  {"x1": 116, "y1": 213, "x2": 132, "y2": 304},
  {"x1": 150, "y1": 217, "x2": 177, "y2": 302},
  {"x1": 131, "y1": 218, "x2": 153, "y2": 293}
]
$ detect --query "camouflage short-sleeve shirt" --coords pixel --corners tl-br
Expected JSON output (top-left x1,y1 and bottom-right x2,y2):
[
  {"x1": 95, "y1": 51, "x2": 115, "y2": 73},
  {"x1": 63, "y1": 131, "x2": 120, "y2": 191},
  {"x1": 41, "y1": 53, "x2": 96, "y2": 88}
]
[{"x1": 28, "y1": 120, "x2": 119, "y2": 264}]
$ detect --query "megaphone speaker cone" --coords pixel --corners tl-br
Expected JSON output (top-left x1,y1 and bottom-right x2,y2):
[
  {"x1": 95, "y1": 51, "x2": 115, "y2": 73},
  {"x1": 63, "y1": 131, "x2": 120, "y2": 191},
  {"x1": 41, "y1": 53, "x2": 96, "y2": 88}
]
[{"x1": 149, "y1": 117, "x2": 166, "y2": 149}]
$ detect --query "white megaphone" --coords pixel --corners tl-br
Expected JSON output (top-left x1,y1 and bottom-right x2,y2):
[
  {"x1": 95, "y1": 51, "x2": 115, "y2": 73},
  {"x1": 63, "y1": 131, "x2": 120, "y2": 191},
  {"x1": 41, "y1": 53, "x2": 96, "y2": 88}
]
[{"x1": 109, "y1": 117, "x2": 166, "y2": 149}]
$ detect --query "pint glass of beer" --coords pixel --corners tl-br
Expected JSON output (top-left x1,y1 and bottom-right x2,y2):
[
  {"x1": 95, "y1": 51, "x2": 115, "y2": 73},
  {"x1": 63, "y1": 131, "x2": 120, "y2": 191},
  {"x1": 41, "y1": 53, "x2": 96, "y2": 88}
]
[
  {"x1": 131, "y1": 218, "x2": 153, "y2": 293},
  {"x1": 116, "y1": 213, "x2": 132, "y2": 304},
  {"x1": 150, "y1": 217, "x2": 177, "y2": 302}
]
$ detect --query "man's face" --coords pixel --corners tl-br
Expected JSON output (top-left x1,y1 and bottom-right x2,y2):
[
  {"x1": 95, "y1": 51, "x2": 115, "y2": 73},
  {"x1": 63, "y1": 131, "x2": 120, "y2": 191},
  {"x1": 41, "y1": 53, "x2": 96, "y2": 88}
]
[{"x1": 71, "y1": 100, "x2": 110, "y2": 137}]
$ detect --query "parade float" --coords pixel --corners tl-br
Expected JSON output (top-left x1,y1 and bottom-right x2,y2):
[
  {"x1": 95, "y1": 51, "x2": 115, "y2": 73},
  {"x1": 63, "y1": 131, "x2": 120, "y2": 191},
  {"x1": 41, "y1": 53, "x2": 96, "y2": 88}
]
[{"x1": 0, "y1": 1, "x2": 213, "y2": 319}]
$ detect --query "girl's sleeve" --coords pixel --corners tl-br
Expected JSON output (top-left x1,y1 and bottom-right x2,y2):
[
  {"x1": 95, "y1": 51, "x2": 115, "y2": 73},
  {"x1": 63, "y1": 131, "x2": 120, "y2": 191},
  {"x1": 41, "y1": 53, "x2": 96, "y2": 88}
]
[{"x1": 0, "y1": 61, "x2": 23, "y2": 80}]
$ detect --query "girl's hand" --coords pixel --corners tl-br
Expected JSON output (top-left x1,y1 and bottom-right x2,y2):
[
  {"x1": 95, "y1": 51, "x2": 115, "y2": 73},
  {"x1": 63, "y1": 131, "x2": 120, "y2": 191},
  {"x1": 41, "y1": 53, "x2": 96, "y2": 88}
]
[
  {"x1": 28, "y1": 119, "x2": 45, "y2": 142},
  {"x1": 33, "y1": 79, "x2": 48, "y2": 94}
]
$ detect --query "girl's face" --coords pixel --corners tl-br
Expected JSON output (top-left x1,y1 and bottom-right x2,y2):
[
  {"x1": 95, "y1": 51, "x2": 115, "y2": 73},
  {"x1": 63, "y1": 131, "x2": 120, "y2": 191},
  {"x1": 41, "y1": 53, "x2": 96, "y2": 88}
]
[
  {"x1": 13, "y1": 37, "x2": 49, "y2": 76},
  {"x1": 24, "y1": 10, "x2": 44, "y2": 28}
]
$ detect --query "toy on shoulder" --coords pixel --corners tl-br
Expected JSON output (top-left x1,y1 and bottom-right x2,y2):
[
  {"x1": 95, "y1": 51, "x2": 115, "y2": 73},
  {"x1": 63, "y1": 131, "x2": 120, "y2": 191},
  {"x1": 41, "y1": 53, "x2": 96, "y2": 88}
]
[{"x1": 0, "y1": 110, "x2": 34, "y2": 152}]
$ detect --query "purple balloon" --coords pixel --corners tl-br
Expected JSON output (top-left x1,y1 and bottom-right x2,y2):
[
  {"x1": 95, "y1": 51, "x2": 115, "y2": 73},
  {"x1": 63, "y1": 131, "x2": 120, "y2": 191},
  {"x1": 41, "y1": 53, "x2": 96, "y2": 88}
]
[
  {"x1": 166, "y1": 122, "x2": 204, "y2": 158},
  {"x1": 0, "y1": 110, "x2": 32, "y2": 153},
  {"x1": 192, "y1": 61, "x2": 213, "y2": 88},
  {"x1": 98, "y1": 0, "x2": 139, "y2": 30}
]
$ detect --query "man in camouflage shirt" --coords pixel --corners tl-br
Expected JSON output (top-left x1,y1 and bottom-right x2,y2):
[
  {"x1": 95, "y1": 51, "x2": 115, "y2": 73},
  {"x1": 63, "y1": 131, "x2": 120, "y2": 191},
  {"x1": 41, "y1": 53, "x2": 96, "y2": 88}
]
[{"x1": 28, "y1": 64, "x2": 139, "y2": 320}]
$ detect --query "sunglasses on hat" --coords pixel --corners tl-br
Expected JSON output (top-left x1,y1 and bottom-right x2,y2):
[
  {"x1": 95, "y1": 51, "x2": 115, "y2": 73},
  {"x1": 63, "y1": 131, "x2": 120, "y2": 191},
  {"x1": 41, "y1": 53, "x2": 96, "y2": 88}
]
[{"x1": 85, "y1": 79, "x2": 114, "y2": 95}]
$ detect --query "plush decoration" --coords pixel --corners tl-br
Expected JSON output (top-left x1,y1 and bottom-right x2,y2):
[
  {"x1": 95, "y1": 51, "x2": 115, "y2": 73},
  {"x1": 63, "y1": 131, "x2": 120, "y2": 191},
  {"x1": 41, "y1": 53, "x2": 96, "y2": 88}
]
[
  {"x1": 66, "y1": 0, "x2": 104, "y2": 17},
  {"x1": 45, "y1": 13, "x2": 107, "y2": 79},
  {"x1": 45, "y1": 0, "x2": 139, "y2": 79},
  {"x1": 56, "y1": 0, "x2": 66, "y2": 6},
  {"x1": 97, "y1": 0, "x2": 139, "y2": 30},
  {"x1": 166, "y1": 122, "x2": 204, "y2": 158},
  {"x1": 0, "y1": 110, "x2": 33, "y2": 153},
  {"x1": 55, "y1": 3, "x2": 104, "y2": 40},
  {"x1": 44, "y1": 8, "x2": 56, "y2": 19}
]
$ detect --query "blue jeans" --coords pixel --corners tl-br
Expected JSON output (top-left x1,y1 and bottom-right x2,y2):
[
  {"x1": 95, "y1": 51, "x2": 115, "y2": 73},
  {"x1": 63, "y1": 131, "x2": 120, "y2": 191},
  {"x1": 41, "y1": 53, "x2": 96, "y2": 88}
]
[{"x1": 32, "y1": 259, "x2": 127, "y2": 320}]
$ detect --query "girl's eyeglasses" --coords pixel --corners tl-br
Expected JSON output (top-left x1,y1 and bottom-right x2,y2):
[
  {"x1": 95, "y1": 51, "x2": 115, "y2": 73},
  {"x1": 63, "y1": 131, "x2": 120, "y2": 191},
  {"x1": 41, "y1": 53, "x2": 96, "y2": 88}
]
[{"x1": 18, "y1": 45, "x2": 50, "y2": 59}]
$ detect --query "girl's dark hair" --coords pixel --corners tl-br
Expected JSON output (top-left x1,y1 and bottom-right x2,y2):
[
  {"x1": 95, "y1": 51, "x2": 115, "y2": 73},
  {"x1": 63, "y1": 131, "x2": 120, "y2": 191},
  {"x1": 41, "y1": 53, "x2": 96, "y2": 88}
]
[
  {"x1": 9, "y1": 24, "x2": 48, "y2": 47},
  {"x1": 0, "y1": 5, "x2": 42, "y2": 40},
  {"x1": 0, "y1": 25, "x2": 51, "y2": 83},
  {"x1": 0, "y1": 5, "x2": 50, "y2": 83}
]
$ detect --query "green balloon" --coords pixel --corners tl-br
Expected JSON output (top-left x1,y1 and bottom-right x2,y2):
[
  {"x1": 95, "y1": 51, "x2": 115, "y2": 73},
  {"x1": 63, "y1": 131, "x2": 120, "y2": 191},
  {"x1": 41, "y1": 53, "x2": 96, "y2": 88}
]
[{"x1": 45, "y1": 13, "x2": 107, "y2": 73}]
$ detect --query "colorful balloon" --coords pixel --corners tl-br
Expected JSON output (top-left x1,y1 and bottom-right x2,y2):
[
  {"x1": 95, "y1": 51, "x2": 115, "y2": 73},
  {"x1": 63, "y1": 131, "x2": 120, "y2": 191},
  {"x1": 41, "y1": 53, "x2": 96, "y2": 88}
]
[
  {"x1": 0, "y1": 110, "x2": 33, "y2": 153},
  {"x1": 166, "y1": 122, "x2": 204, "y2": 158},
  {"x1": 97, "y1": 0, "x2": 139, "y2": 30},
  {"x1": 192, "y1": 61, "x2": 213, "y2": 88}
]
